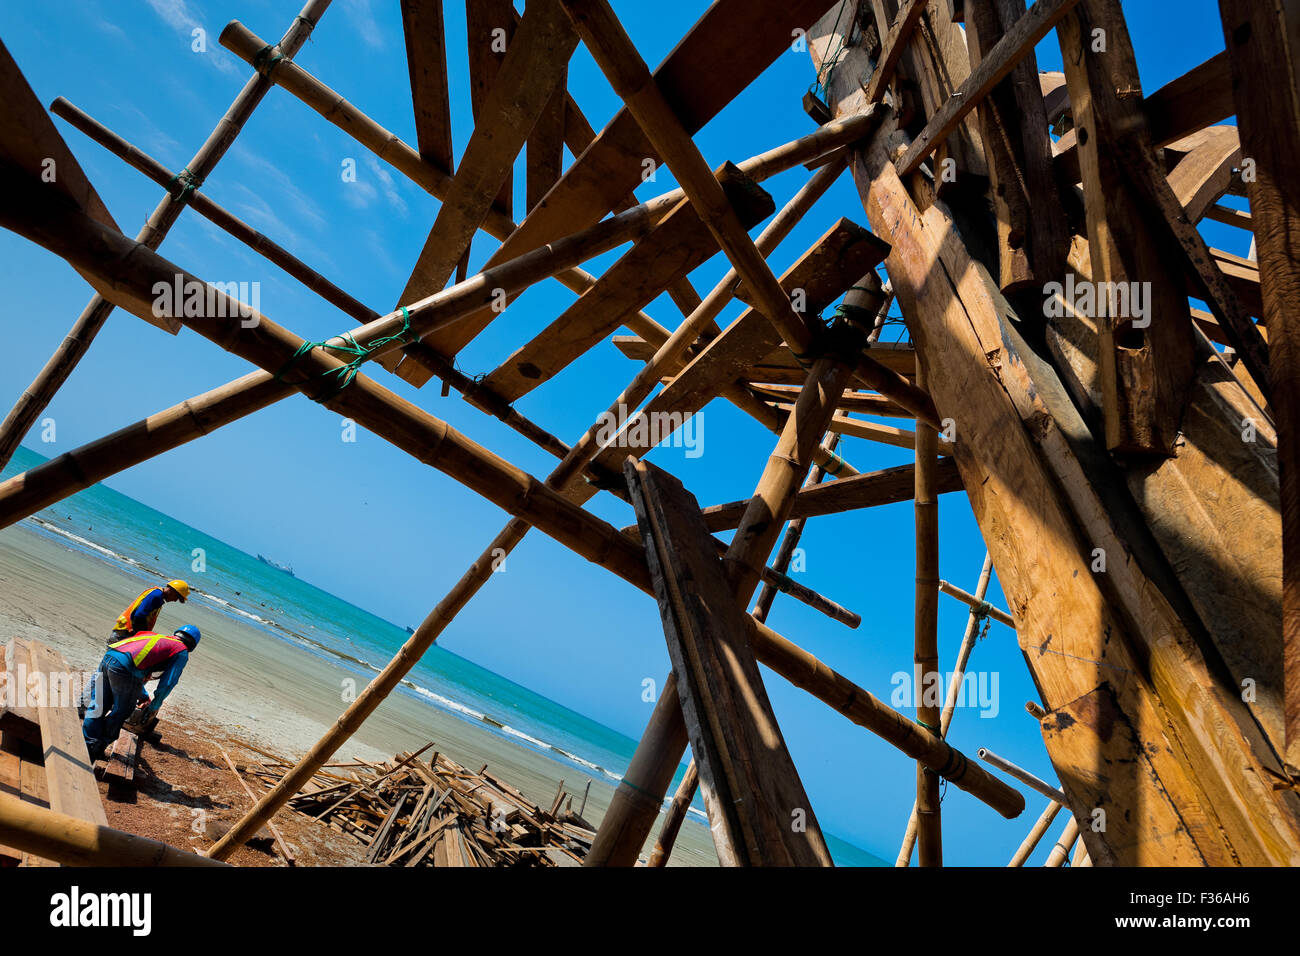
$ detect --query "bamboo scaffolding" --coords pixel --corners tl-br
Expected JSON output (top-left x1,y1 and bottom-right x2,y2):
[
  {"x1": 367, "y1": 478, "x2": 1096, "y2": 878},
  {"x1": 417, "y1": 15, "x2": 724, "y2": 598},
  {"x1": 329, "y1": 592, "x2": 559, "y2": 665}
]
[
  {"x1": 1008, "y1": 799, "x2": 1063, "y2": 866},
  {"x1": 937, "y1": 580, "x2": 1016, "y2": 628},
  {"x1": 913, "y1": 360, "x2": 942, "y2": 867},
  {"x1": 0, "y1": 0, "x2": 331, "y2": 472},
  {"x1": 896, "y1": 553, "x2": 993, "y2": 867}
]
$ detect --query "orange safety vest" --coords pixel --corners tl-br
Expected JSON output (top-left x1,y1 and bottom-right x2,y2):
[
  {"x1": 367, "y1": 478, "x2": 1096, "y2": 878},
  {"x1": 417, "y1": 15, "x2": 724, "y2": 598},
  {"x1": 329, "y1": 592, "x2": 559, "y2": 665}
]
[
  {"x1": 113, "y1": 587, "x2": 163, "y2": 636},
  {"x1": 108, "y1": 632, "x2": 188, "y2": 674}
]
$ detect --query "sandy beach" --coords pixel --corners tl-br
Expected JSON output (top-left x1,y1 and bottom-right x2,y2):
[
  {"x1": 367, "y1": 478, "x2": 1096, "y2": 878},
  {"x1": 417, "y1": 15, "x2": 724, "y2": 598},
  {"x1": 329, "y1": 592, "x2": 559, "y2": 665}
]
[{"x1": 0, "y1": 520, "x2": 719, "y2": 866}]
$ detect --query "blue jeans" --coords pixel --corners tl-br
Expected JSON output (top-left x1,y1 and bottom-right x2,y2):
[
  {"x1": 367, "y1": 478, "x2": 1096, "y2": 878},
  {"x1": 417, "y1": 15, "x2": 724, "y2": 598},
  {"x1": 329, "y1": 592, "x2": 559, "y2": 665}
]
[{"x1": 82, "y1": 651, "x2": 145, "y2": 762}]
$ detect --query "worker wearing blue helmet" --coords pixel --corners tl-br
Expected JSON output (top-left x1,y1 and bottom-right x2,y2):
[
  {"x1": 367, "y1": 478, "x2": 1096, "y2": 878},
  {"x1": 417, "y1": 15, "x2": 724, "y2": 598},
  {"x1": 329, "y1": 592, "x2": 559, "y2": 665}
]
[{"x1": 82, "y1": 624, "x2": 201, "y2": 762}]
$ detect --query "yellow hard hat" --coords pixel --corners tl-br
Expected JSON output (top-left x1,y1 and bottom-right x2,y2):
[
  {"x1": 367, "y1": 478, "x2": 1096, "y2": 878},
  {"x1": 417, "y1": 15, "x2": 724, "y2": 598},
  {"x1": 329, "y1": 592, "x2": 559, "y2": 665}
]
[{"x1": 167, "y1": 579, "x2": 190, "y2": 602}]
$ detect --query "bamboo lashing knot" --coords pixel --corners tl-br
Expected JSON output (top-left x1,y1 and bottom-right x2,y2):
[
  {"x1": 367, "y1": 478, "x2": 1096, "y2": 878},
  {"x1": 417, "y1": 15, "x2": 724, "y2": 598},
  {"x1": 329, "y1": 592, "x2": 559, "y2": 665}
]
[
  {"x1": 166, "y1": 166, "x2": 202, "y2": 205},
  {"x1": 252, "y1": 43, "x2": 286, "y2": 76},
  {"x1": 273, "y1": 306, "x2": 417, "y2": 401}
]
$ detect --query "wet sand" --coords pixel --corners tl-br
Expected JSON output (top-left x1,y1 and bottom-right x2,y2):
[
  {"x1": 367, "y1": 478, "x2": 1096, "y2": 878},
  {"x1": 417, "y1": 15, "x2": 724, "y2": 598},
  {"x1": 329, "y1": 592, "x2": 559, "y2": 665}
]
[{"x1": 0, "y1": 520, "x2": 718, "y2": 866}]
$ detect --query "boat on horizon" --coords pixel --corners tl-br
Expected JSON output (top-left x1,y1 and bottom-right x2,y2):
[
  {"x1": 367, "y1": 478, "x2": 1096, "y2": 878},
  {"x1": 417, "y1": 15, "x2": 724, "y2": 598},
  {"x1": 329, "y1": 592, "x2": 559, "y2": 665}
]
[{"x1": 257, "y1": 553, "x2": 295, "y2": 577}]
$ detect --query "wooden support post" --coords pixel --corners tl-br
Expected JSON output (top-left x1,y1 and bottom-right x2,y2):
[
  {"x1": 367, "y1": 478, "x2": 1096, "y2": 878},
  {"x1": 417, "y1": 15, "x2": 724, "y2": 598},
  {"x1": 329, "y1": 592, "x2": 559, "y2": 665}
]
[
  {"x1": 647, "y1": 759, "x2": 698, "y2": 867},
  {"x1": 896, "y1": 553, "x2": 992, "y2": 866},
  {"x1": 1008, "y1": 799, "x2": 1063, "y2": 866},
  {"x1": 465, "y1": 0, "x2": 518, "y2": 218},
  {"x1": 913, "y1": 360, "x2": 941, "y2": 866},
  {"x1": 627, "y1": 460, "x2": 833, "y2": 866},
  {"x1": 1217, "y1": 0, "x2": 1300, "y2": 771},
  {"x1": 0, "y1": 0, "x2": 329, "y2": 471}
]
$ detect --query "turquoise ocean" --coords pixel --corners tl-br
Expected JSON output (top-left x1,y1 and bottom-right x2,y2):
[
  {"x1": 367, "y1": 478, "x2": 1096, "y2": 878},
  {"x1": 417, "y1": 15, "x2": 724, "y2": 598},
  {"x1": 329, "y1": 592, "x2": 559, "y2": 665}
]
[{"x1": 2, "y1": 444, "x2": 885, "y2": 866}]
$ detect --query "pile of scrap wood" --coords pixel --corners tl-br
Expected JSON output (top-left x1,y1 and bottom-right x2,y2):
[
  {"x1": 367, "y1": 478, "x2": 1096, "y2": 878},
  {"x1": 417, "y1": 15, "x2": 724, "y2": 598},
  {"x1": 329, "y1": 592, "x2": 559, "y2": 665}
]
[{"x1": 239, "y1": 741, "x2": 596, "y2": 867}]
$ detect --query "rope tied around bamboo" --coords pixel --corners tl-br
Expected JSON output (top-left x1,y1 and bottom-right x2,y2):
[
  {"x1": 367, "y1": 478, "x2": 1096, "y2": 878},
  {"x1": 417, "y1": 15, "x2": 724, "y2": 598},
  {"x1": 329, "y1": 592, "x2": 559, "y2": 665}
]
[
  {"x1": 251, "y1": 43, "x2": 286, "y2": 76},
  {"x1": 165, "y1": 166, "x2": 202, "y2": 206},
  {"x1": 272, "y1": 306, "x2": 419, "y2": 401}
]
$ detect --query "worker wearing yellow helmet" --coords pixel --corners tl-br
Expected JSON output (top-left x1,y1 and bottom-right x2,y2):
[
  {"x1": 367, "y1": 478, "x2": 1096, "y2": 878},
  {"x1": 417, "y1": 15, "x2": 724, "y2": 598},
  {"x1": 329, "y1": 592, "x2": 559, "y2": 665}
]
[{"x1": 110, "y1": 579, "x2": 190, "y2": 643}]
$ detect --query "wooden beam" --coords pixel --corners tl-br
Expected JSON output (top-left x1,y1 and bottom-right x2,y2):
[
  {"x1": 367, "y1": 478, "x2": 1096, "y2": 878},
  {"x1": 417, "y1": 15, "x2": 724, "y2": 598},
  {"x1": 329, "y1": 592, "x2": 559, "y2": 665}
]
[
  {"x1": 481, "y1": 165, "x2": 773, "y2": 402},
  {"x1": 527, "y1": 70, "x2": 568, "y2": 212},
  {"x1": 1166, "y1": 125, "x2": 1241, "y2": 223},
  {"x1": 402, "y1": 0, "x2": 455, "y2": 172},
  {"x1": 895, "y1": 0, "x2": 1082, "y2": 175},
  {"x1": 24, "y1": 640, "x2": 107, "y2": 827},
  {"x1": 1218, "y1": 0, "x2": 1300, "y2": 773},
  {"x1": 1054, "y1": 50, "x2": 1235, "y2": 184},
  {"x1": 626, "y1": 460, "x2": 832, "y2": 866}
]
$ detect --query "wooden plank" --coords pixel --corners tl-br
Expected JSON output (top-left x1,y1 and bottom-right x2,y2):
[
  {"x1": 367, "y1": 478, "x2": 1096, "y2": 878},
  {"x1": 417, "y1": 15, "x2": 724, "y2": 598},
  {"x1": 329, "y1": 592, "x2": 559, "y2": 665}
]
[
  {"x1": 401, "y1": 0, "x2": 455, "y2": 173},
  {"x1": 895, "y1": 0, "x2": 1083, "y2": 176},
  {"x1": 421, "y1": 0, "x2": 846, "y2": 359},
  {"x1": 1166, "y1": 125, "x2": 1241, "y2": 223},
  {"x1": 482, "y1": 166, "x2": 773, "y2": 402},
  {"x1": 100, "y1": 733, "x2": 143, "y2": 789},
  {"x1": 612, "y1": 337, "x2": 914, "y2": 385},
  {"x1": 26, "y1": 641, "x2": 107, "y2": 826},
  {"x1": 465, "y1": 0, "x2": 517, "y2": 219},
  {"x1": 527, "y1": 69, "x2": 567, "y2": 212},
  {"x1": 1218, "y1": 0, "x2": 1300, "y2": 771},
  {"x1": 625, "y1": 459, "x2": 833, "y2": 866}
]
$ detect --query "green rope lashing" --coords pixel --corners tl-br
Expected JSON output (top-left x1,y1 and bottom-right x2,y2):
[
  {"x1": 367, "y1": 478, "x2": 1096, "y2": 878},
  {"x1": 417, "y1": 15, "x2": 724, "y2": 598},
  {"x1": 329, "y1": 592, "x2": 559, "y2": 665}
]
[
  {"x1": 166, "y1": 166, "x2": 201, "y2": 205},
  {"x1": 274, "y1": 306, "x2": 417, "y2": 401},
  {"x1": 252, "y1": 44, "x2": 285, "y2": 75},
  {"x1": 820, "y1": 449, "x2": 848, "y2": 477}
]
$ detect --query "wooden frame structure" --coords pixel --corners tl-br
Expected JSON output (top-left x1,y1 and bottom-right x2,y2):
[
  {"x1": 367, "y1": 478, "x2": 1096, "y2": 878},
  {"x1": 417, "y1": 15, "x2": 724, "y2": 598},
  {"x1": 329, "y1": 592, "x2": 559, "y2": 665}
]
[{"x1": 0, "y1": 0, "x2": 1294, "y2": 866}]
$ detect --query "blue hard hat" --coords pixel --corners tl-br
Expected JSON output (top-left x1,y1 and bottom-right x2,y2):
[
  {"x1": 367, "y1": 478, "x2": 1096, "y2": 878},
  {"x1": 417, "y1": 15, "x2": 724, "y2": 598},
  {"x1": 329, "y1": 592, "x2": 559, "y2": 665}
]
[{"x1": 174, "y1": 624, "x2": 201, "y2": 648}]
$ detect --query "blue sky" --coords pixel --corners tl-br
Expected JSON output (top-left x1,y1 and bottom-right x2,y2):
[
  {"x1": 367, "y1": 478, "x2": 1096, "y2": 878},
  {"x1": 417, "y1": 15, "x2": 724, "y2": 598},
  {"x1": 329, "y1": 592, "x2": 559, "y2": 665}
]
[{"x1": 0, "y1": 1, "x2": 1246, "y2": 863}]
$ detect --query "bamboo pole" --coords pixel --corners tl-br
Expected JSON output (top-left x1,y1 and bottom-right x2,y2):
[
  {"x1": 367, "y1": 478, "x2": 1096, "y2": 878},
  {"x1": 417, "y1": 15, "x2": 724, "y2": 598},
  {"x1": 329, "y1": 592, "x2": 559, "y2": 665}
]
[
  {"x1": 0, "y1": 0, "x2": 331, "y2": 472},
  {"x1": 647, "y1": 759, "x2": 699, "y2": 867},
  {"x1": 1071, "y1": 837, "x2": 1091, "y2": 867},
  {"x1": 978, "y1": 748, "x2": 1069, "y2": 804},
  {"x1": 914, "y1": 359, "x2": 942, "y2": 867},
  {"x1": 896, "y1": 552, "x2": 993, "y2": 866},
  {"x1": 938, "y1": 579, "x2": 1016, "y2": 628},
  {"x1": 1044, "y1": 814, "x2": 1081, "y2": 867},
  {"x1": 0, "y1": 791, "x2": 226, "y2": 867},
  {"x1": 751, "y1": 433, "x2": 840, "y2": 621},
  {"x1": 1008, "y1": 799, "x2": 1063, "y2": 866}
]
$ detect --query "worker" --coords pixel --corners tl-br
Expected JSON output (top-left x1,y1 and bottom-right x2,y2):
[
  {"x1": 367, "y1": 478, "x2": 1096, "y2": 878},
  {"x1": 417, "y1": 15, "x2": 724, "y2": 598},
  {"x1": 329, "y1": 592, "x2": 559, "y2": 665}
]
[
  {"x1": 110, "y1": 579, "x2": 190, "y2": 642},
  {"x1": 82, "y1": 625, "x2": 201, "y2": 763}
]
